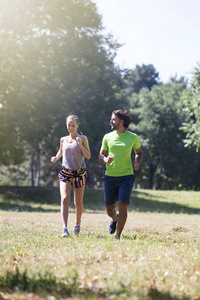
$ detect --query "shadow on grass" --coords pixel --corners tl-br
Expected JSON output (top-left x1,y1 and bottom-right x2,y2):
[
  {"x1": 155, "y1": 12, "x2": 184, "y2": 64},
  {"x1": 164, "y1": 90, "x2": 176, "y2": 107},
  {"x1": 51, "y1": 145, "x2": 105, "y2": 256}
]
[
  {"x1": 129, "y1": 191, "x2": 200, "y2": 214},
  {"x1": 0, "y1": 186, "x2": 106, "y2": 213},
  {"x1": 147, "y1": 287, "x2": 190, "y2": 300},
  {"x1": 0, "y1": 267, "x2": 191, "y2": 300},
  {"x1": 0, "y1": 186, "x2": 60, "y2": 203},
  {"x1": 0, "y1": 267, "x2": 78, "y2": 297},
  {"x1": 0, "y1": 202, "x2": 60, "y2": 213},
  {"x1": 0, "y1": 186, "x2": 200, "y2": 215},
  {"x1": 0, "y1": 186, "x2": 60, "y2": 212}
]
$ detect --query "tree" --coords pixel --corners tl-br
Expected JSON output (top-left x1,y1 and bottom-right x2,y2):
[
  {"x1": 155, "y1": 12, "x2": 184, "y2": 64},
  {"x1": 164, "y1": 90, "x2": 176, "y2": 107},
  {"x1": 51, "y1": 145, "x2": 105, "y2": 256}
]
[
  {"x1": 129, "y1": 82, "x2": 200, "y2": 190},
  {"x1": 169, "y1": 74, "x2": 188, "y2": 89},
  {"x1": 0, "y1": 0, "x2": 121, "y2": 186},
  {"x1": 123, "y1": 64, "x2": 160, "y2": 95},
  {"x1": 180, "y1": 65, "x2": 200, "y2": 151}
]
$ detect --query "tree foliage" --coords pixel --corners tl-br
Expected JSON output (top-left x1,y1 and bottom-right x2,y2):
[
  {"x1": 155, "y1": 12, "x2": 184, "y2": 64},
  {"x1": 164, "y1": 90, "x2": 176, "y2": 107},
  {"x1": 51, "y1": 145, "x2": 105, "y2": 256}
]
[
  {"x1": 180, "y1": 65, "x2": 200, "y2": 151},
  {"x1": 129, "y1": 82, "x2": 200, "y2": 190},
  {"x1": 0, "y1": 1, "x2": 199, "y2": 190},
  {"x1": 123, "y1": 64, "x2": 160, "y2": 95},
  {"x1": 0, "y1": 0, "x2": 121, "y2": 184}
]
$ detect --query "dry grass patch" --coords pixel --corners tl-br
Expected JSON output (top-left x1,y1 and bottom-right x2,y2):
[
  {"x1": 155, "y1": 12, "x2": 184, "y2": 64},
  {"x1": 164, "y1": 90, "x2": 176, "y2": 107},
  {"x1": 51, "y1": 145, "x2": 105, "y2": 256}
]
[{"x1": 1, "y1": 210, "x2": 200, "y2": 299}]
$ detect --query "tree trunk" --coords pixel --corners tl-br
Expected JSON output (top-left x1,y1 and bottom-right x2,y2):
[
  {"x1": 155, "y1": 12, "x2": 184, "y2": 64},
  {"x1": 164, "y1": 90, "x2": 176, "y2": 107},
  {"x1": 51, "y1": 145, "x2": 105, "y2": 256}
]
[
  {"x1": 34, "y1": 151, "x2": 40, "y2": 186},
  {"x1": 29, "y1": 148, "x2": 34, "y2": 187},
  {"x1": 29, "y1": 148, "x2": 40, "y2": 187},
  {"x1": 148, "y1": 163, "x2": 156, "y2": 189}
]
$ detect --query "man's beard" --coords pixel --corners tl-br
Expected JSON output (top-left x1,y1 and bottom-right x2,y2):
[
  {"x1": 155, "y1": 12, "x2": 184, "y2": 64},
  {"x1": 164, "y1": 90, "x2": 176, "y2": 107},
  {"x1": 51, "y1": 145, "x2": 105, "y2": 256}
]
[{"x1": 111, "y1": 124, "x2": 119, "y2": 130}]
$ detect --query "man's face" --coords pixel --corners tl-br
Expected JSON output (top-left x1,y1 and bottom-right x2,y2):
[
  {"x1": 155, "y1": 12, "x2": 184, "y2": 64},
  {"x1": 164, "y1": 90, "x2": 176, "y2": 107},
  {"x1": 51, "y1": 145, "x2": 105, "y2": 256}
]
[{"x1": 110, "y1": 114, "x2": 121, "y2": 130}]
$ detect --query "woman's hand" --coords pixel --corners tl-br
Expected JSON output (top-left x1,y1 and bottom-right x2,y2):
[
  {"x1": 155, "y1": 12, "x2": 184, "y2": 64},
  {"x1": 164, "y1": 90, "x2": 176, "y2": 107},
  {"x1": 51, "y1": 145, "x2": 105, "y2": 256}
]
[
  {"x1": 76, "y1": 136, "x2": 82, "y2": 146},
  {"x1": 50, "y1": 138, "x2": 64, "y2": 163},
  {"x1": 76, "y1": 136, "x2": 91, "y2": 160},
  {"x1": 51, "y1": 156, "x2": 57, "y2": 163}
]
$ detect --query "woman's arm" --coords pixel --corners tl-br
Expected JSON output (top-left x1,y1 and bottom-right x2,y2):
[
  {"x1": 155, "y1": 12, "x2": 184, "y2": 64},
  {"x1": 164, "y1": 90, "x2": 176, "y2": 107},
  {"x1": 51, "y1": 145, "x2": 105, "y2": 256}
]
[
  {"x1": 50, "y1": 137, "x2": 64, "y2": 163},
  {"x1": 77, "y1": 136, "x2": 91, "y2": 160}
]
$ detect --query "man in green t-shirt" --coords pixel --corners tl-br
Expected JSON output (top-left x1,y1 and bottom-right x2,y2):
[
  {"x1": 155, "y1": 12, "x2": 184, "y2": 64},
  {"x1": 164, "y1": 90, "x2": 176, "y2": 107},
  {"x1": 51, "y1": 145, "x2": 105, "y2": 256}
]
[{"x1": 99, "y1": 109, "x2": 143, "y2": 239}]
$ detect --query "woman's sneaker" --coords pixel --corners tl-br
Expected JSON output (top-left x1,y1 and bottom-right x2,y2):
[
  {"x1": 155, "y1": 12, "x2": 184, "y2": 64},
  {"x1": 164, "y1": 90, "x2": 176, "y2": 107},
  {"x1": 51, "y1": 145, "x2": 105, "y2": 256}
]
[
  {"x1": 62, "y1": 227, "x2": 69, "y2": 237},
  {"x1": 73, "y1": 225, "x2": 80, "y2": 235}
]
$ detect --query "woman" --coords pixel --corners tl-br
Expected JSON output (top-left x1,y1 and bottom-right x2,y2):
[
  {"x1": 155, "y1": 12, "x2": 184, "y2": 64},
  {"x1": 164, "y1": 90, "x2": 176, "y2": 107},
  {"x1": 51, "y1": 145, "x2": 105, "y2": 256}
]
[{"x1": 51, "y1": 115, "x2": 91, "y2": 237}]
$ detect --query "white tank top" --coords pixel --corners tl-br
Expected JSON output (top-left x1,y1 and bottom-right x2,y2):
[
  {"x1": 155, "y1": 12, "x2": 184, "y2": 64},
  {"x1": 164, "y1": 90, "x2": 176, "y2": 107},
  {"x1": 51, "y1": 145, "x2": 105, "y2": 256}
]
[{"x1": 62, "y1": 136, "x2": 86, "y2": 170}]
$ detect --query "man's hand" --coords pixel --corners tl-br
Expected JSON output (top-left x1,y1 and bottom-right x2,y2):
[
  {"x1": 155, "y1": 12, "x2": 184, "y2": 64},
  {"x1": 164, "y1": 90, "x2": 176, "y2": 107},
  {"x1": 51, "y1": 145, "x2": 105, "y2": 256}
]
[
  {"x1": 105, "y1": 155, "x2": 115, "y2": 164},
  {"x1": 134, "y1": 147, "x2": 143, "y2": 170},
  {"x1": 134, "y1": 160, "x2": 140, "y2": 170}
]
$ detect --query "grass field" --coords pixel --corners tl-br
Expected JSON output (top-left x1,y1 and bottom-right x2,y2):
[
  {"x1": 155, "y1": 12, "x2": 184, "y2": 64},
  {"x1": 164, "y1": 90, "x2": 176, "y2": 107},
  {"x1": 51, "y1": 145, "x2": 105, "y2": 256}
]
[{"x1": 0, "y1": 187, "x2": 200, "y2": 300}]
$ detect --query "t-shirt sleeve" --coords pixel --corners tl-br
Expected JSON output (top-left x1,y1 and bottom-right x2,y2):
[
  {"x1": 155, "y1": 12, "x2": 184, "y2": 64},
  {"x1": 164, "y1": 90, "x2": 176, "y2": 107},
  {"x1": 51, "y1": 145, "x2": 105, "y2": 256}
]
[
  {"x1": 133, "y1": 134, "x2": 141, "y2": 150},
  {"x1": 102, "y1": 135, "x2": 108, "y2": 151}
]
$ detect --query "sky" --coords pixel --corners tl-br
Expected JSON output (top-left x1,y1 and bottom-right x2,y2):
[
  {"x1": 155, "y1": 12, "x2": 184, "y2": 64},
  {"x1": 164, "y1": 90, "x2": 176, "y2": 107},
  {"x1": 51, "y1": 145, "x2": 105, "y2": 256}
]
[{"x1": 93, "y1": 0, "x2": 200, "y2": 83}]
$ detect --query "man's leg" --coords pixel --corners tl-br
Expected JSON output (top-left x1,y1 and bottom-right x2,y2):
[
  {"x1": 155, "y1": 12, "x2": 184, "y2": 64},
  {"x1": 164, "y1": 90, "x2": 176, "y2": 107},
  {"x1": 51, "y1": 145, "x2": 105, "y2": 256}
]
[
  {"x1": 106, "y1": 203, "x2": 117, "y2": 221},
  {"x1": 106, "y1": 203, "x2": 118, "y2": 234},
  {"x1": 116, "y1": 175, "x2": 134, "y2": 239},
  {"x1": 115, "y1": 201, "x2": 128, "y2": 238},
  {"x1": 104, "y1": 176, "x2": 118, "y2": 234}
]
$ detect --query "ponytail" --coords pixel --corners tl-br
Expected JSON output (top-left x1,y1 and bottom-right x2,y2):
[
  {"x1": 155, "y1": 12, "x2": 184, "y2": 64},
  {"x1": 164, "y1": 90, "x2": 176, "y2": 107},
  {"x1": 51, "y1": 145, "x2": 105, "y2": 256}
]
[{"x1": 77, "y1": 128, "x2": 82, "y2": 135}]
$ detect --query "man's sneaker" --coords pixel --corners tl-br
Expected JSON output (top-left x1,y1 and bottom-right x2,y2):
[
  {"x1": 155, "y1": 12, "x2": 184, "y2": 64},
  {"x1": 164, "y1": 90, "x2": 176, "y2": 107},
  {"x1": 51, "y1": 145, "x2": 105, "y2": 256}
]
[
  {"x1": 73, "y1": 225, "x2": 80, "y2": 235},
  {"x1": 62, "y1": 227, "x2": 69, "y2": 237},
  {"x1": 109, "y1": 215, "x2": 118, "y2": 234}
]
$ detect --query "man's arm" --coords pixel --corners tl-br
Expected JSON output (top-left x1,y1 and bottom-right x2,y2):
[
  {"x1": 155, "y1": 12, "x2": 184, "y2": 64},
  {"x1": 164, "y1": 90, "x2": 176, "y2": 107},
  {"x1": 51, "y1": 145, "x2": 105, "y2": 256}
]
[
  {"x1": 99, "y1": 148, "x2": 114, "y2": 164},
  {"x1": 134, "y1": 147, "x2": 143, "y2": 170}
]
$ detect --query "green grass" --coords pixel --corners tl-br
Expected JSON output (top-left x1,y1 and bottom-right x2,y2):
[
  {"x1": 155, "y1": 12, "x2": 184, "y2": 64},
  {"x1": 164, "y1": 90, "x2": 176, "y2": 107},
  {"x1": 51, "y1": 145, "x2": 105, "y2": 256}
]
[{"x1": 0, "y1": 187, "x2": 200, "y2": 299}]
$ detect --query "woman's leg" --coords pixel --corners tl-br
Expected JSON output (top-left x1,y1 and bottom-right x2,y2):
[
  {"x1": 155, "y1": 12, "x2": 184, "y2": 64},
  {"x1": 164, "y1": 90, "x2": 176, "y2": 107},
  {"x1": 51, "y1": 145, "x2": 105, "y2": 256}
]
[
  {"x1": 60, "y1": 181, "x2": 71, "y2": 228},
  {"x1": 73, "y1": 184, "x2": 85, "y2": 226}
]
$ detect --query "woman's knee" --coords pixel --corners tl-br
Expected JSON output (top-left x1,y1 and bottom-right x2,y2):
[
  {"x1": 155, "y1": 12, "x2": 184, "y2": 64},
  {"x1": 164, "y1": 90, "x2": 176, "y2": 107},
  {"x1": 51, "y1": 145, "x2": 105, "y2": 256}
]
[
  {"x1": 61, "y1": 195, "x2": 70, "y2": 205},
  {"x1": 74, "y1": 198, "x2": 83, "y2": 208}
]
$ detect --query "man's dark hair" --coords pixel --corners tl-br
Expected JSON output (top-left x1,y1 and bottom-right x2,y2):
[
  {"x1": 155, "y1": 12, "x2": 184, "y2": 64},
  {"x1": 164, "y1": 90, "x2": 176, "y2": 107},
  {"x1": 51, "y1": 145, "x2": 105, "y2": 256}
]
[{"x1": 112, "y1": 109, "x2": 132, "y2": 129}]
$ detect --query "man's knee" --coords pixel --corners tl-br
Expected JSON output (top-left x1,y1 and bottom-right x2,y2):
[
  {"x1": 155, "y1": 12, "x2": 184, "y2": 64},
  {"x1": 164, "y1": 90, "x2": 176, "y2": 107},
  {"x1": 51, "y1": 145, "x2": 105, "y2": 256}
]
[
  {"x1": 118, "y1": 201, "x2": 127, "y2": 212},
  {"x1": 106, "y1": 204, "x2": 115, "y2": 216}
]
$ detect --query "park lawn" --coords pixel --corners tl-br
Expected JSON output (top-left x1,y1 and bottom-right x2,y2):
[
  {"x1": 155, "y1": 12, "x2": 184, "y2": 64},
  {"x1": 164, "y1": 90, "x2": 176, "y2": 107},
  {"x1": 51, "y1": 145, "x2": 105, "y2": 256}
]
[{"x1": 0, "y1": 188, "x2": 200, "y2": 299}]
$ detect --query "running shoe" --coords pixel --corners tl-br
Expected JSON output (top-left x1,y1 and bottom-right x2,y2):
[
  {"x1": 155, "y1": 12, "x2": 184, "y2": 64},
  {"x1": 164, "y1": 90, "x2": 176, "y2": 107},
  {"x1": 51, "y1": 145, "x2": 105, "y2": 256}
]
[
  {"x1": 62, "y1": 227, "x2": 69, "y2": 237},
  {"x1": 109, "y1": 214, "x2": 118, "y2": 234},
  {"x1": 73, "y1": 225, "x2": 80, "y2": 235}
]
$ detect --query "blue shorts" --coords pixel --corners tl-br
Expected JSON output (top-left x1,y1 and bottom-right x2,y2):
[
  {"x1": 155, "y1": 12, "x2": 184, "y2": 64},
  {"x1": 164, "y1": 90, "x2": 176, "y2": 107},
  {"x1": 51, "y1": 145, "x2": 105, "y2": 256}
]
[{"x1": 103, "y1": 175, "x2": 135, "y2": 205}]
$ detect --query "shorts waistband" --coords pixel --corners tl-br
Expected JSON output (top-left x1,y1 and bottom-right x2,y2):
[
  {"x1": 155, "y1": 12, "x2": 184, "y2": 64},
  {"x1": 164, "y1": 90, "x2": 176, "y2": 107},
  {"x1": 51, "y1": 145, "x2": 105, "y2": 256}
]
[{"x1": 62, "y1": 167, "x2": 85, "y2": 175}]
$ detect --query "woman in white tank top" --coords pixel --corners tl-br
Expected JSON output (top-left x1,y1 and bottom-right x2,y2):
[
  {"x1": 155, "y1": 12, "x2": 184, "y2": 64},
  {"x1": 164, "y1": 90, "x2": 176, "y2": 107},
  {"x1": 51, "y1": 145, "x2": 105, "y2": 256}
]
[{"x1": 51, "y1": 115, "x2": 91, "y2": 237}]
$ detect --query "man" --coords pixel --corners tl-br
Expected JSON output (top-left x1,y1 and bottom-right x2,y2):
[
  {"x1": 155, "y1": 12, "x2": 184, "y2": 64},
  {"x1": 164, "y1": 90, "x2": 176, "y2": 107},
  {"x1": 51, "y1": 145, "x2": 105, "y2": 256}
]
[{"x1": 99, "y1": 109, "x2": 143, "y2": 239}]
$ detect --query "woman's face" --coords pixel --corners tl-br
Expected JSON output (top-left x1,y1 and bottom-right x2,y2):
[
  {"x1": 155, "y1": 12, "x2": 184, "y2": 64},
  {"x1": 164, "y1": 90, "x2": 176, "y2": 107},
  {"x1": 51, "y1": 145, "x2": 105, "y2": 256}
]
[{"x1": 66, "y1": 118, "x2": 78, "y2": 135}]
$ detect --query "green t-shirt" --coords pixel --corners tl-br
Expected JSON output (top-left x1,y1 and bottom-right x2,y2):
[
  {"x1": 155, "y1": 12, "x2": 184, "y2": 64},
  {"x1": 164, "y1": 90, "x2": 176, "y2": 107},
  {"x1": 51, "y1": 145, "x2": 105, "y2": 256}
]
[{"x1": 101, "y1": 130, "x2": 141, "y2": 177}]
